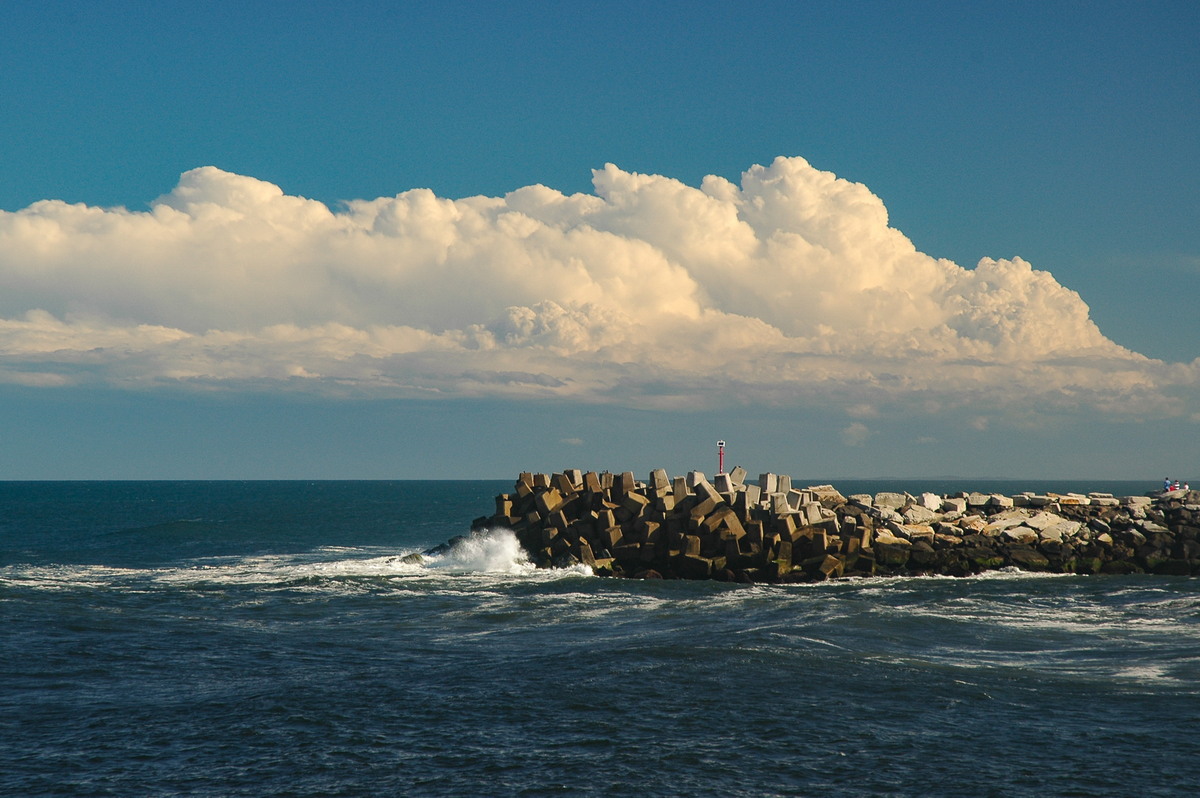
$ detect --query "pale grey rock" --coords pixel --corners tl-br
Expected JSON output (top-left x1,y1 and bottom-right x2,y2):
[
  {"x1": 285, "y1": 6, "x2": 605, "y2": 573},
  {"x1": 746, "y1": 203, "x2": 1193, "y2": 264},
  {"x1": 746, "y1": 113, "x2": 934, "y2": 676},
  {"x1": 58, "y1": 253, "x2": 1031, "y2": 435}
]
[{"x1": 874, "y1": 492, "x2": 907, "y2": 509}]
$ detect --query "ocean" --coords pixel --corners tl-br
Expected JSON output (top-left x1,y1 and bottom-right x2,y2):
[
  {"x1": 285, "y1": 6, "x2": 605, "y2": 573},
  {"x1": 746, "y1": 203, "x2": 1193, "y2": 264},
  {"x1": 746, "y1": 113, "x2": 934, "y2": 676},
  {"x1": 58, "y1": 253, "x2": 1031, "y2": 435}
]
[{"x1": 2, "y1": 480, "x2": 1197, "y2": 797}]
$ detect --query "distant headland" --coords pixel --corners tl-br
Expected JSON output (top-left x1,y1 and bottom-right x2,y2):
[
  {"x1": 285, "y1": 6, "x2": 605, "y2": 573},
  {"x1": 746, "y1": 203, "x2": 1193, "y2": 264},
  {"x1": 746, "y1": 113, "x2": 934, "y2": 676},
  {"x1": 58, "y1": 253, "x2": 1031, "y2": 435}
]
[{"x1": 436, "y1": 468, "x2": 1200, "y2": 582}]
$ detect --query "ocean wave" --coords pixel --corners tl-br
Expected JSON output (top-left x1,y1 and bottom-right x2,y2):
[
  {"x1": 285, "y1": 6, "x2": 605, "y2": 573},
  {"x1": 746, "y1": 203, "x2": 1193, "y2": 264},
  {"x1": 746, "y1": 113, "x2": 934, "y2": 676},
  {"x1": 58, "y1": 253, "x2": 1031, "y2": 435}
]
[{"x1": 0, "y1": 529, "x2": 594, "y2": 594}]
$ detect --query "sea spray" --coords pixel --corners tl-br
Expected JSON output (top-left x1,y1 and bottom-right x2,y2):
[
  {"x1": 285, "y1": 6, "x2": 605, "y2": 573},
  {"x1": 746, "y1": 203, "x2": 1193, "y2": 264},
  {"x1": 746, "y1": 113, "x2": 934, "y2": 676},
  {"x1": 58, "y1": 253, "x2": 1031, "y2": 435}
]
[{"x1": 426, "y1": 528, "x2": 536, "y2": 575}]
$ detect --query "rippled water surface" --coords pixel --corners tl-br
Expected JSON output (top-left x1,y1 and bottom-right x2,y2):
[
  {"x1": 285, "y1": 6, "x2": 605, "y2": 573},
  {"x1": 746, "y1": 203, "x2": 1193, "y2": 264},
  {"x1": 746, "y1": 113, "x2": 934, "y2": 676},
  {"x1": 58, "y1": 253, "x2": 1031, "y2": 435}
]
[{"x1": 2, "y1": 481, "x2": 1197, "y2": 797}]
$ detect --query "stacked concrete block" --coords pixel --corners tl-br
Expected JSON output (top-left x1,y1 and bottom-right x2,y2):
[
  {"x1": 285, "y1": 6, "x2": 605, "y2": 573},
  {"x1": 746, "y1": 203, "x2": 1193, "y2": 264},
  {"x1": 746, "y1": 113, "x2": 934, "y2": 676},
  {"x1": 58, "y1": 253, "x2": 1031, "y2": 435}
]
[{"x1": 466, "y1": 471, "x2": 1197, "y2": 583}]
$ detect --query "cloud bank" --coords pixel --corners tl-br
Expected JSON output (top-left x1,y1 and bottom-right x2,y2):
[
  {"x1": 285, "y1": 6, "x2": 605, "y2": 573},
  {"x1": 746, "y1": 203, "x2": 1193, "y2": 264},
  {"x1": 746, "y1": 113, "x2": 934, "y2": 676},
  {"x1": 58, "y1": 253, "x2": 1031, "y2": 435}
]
[{"x1": 0, "y1": 156, "x2": 1194, "y2": 419}]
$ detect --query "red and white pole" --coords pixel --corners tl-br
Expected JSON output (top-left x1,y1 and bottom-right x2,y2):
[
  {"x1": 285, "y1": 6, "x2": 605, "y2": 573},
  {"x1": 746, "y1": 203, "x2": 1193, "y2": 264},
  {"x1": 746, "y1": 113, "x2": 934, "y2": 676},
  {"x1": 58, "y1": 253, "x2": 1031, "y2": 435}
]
[{"x1": 717, "y1": 440, "x2": 726, "y2": 474}]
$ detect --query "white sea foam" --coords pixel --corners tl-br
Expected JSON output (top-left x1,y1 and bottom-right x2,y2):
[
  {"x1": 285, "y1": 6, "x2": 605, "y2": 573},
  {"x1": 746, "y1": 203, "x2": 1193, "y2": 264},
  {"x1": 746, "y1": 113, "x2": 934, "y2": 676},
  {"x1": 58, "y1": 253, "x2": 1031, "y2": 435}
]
[
  {"x1": 424, "y1": 528, "x2": 535, "y2": 575},
  {"x1": 2, "y1": 529, "x2": 593, "y2": 596},
  {"x1": 0, "y1": 563, "x2": 156, "y2": 590}
]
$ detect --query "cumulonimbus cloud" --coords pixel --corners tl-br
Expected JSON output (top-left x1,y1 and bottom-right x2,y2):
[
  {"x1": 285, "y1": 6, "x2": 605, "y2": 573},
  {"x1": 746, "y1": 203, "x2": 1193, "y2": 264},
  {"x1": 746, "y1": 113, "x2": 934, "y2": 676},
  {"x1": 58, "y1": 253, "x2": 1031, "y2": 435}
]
[{"x1": 0, "y1": 156, "x2": 1194, "y2": 417}]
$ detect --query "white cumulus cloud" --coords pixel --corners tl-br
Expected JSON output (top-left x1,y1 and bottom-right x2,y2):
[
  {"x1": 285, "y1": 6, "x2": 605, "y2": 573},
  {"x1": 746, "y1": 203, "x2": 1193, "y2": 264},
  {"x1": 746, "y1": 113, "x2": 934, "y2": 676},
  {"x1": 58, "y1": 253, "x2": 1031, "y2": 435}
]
[{"x1": 0, "y1": 156, "x2": 1195, "y2": 420}]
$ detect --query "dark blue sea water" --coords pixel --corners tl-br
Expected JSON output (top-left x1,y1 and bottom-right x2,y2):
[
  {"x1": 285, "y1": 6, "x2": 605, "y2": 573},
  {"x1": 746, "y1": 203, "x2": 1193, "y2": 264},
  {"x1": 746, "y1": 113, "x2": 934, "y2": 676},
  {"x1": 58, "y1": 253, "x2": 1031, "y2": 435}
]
[{"x1": 3, "y1": 480, "x2": 1198, "y2": 797}]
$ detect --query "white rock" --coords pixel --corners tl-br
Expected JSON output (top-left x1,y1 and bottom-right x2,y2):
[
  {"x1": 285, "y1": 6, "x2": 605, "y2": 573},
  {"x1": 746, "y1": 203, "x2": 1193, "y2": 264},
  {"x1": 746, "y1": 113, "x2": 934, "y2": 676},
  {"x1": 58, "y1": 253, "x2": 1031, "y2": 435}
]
[
  {"x1": 1001, "y1": 527, "x2": 1039, "y2": 544},
  {"x1": 874, "y1": 492, "x2": 907, "y2": 509},
  {"x1": 919, "y1": 492, "x2": 942, "y2": 511},
  {"x1": 903, "y1": 506, "x2": 939, "y2": 525},
  {"x1": 1023, "y1": 511, "x2": 1065, "y2": 531}
]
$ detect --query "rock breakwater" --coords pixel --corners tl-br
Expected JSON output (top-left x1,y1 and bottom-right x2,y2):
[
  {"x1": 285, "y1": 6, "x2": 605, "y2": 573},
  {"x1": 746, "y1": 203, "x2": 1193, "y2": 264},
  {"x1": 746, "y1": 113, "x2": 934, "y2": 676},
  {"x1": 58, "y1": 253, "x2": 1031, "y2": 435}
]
[{"x1": 467, "y1": 469, "x2": 1200, "y2": 581}]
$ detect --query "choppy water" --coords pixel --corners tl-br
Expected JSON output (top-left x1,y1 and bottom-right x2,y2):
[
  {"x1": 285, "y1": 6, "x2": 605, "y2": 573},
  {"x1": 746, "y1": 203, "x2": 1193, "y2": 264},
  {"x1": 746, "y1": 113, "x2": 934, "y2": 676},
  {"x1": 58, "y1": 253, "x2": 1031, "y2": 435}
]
[{"x1": 2, "y1": 481, "x2": 1197, "y2": 797}]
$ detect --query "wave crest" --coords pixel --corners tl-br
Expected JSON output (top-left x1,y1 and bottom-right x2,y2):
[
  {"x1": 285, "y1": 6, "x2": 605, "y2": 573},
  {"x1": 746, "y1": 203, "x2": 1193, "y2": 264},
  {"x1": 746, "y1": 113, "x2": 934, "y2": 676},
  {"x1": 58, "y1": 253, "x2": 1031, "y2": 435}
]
[{"x1": 424, "y1": 528, "x2": 536, "y2": 575}]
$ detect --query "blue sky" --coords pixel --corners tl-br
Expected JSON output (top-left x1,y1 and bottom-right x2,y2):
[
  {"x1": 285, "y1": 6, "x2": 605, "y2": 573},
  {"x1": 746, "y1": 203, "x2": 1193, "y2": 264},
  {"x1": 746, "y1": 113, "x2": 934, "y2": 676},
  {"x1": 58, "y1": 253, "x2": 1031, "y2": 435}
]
[{"x1": 0, "y1": 1, "x2": 1196, "y2": 480}]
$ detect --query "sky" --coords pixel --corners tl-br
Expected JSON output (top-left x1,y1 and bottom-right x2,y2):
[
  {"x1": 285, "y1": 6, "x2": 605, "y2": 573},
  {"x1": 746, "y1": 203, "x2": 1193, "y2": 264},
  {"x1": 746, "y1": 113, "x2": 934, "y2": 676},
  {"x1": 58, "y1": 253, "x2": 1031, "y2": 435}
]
[{"x1": 0, "y1": 0, "x2": 1197, "y2": 481}]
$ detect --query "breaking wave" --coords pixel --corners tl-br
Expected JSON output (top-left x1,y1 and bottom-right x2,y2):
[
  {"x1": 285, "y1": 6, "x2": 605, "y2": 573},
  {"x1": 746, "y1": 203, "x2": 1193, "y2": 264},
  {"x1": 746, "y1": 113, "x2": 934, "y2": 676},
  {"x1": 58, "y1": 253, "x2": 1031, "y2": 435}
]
[
  {"x1": 0, "y1": 528, "x2": 592, "y2": 594},
  {"x1": 422, "y1": 528, "x2": 537, "y2": 575}
]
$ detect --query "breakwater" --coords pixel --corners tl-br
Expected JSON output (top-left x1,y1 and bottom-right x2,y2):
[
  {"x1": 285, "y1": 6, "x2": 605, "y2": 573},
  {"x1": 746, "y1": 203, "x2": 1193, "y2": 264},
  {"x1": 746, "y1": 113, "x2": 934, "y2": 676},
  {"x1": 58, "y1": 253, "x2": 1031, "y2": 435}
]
[{"x1": 466, "y1": 469, "x2": 1200, "y2": 581}]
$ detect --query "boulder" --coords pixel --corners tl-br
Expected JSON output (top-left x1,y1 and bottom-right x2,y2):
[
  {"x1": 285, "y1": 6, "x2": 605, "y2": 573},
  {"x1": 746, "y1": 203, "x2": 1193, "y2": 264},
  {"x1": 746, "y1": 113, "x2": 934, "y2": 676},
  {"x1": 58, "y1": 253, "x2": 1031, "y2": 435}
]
[
  {"x1": 941, "y1": 497, "x2": 967, "y2": 514},
  {"x1": 1006, "y1": 546, "x2": 1050, "y2": 571},
  {"x1": 874, "y1": 491, "x2": 908, "y2": 509},
  {"x1": 874, "y1": 542, "x2": 911, "y2": 567},
  {"x1": 903, "y1": 505, "x2": 939, "y2": 525}
]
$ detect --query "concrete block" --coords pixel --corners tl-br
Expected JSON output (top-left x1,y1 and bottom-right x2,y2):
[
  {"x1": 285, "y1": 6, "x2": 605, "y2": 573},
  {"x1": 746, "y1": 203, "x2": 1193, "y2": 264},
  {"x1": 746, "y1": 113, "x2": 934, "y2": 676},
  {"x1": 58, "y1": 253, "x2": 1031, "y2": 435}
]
[
  {"x1": 777, "y1": 475, "x2": 792, "y2": 494},
  {"x1": 729, "y1": 465, "x2": 747, "y2": 486},
  {"x1": 533, "y1": 473, "x2": 552, "y2": 489},
  {"x1": 678, "y1": 555, "x2": 713, "y2": 580},
  {"x1": 611, "y1": 542, "x2": 642, "y2": 563},
  {"x1": 535, "y1": 487, "x2": 564, "y2": 516},
  {"x1": 785, "y1": 489, "x2": 803, "y2": 511},
  {"x1": 774, "y1": 514, "x2": 797, "y2": 537},
  {"x1": 547, "y1": 509, "x2": 569, "y2": 532},
  {"x1": 600, "y1": 526, "x2": 624, "y2": 549},
  {"x1": 714, "y1": 472, "x2": 735, "y2": 494},
  {"x1": 552, "y1": 472, "x2": 575, "y2": 496},
  {"x1": 699, "y1": 504, "x2": 733, "y2": 529},
  {"x1": 575, "y1": 539, "x2": 596, "y2": 567},
  {"x1": 809, "y1": 530, "x2": 829, "y2": 555},
  {"x1": 859, "y1": 527, "x2": 874, "y2": 550},
  {"x1": 686, "y1": 471, "x2": 707, "y2": 490},
  {"x1": 733, "y1": 490, "x2": 754, "y2": 518},
  {"x1": 689, "y1": 496, "x2": 719, "y2": 521},
  {"x1": 693, "y1": 479, "x2": 722, "y2": 505},
  {"x1": 621, "y1": 491, "x2": 651, "y2": 516},
  {"x1": 672, "y1": 476, "x2": 691, "y2": 502},
  {"x1": 649, "y1": 468, "x2": 670, "y2": 493},
  {"x1": 759, "y1": 473, "x2": 778, "y2": 494},
  {"x1": 815, "y1": 554, "x2": 844, "y2": 580},
  {"x1": 813, "y1": 514, "x2": 841, "y2": 536}
]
